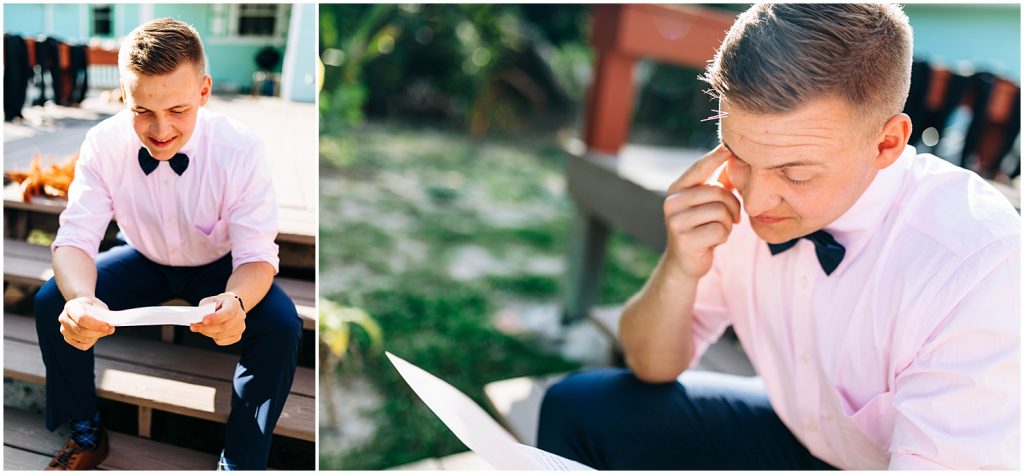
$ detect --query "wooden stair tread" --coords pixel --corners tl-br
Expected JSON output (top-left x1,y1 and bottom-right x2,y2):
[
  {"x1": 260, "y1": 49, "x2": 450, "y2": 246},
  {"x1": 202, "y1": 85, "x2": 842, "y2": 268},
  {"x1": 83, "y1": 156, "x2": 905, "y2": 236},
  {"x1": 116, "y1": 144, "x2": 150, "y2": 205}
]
[
  {"x1": 4, "y1": 446, "x2": 56, "y2": 471},
  {"x1": 4, "y1": 335, "x2": 315, "y2": 441},
  {"x1": 4, "y1": 313, "x2": 314, "y2": 398},
  {"x1": 4, "y1": 240, "x2": 315, "y2": 329},
  {"x1": 4, "y1": 407, "x2": 220, "y2": 470},
  {"x1": 482, "y1": 374, "x2": 565, "y2": 447}
]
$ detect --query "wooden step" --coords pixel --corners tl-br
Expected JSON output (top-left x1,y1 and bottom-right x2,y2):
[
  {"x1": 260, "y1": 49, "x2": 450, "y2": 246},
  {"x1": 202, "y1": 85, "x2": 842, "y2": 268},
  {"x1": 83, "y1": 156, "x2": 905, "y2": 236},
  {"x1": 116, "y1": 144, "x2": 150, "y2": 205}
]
[
  {"x1": 4, "y1": 406, "x2": 219, "y2": 470},
  {"x1": 482, "y1": 374, "x2": 564, "y2": 446},
  {"x1": 3, "y1": 239, "x2": 315, "y2": 330},
  {"x1": 4, "y1": 313, "x2": 315, "y2": 442},
  {"x1": 4, "y1": 314, "x2": 314, "y2": 398}
]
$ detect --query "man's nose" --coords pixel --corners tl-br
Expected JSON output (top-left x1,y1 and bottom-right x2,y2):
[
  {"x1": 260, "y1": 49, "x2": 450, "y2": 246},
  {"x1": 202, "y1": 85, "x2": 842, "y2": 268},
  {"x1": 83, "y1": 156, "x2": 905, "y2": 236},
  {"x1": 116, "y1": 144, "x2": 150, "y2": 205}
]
[
  {"x1": 151, "y1": 115, "x2": 172, "y2": 137},
  {"x1": 741, "y1": 173, "x2": 782, "y2": 216}
]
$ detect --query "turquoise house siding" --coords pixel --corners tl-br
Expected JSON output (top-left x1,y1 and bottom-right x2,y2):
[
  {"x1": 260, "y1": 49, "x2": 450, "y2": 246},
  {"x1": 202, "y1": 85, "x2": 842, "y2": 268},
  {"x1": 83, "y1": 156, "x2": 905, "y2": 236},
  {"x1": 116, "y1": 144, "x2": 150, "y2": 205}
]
[
  {"x1": 3, "y1": 3, "x2": 314, "y2": 103},
  {"x1": 905, "y1": 4, "x2": 1020, "y2": 81},
  {"x1": 282, "y1": 3, "x2": 317, "y2": 103},
  {"x1": 4, "y1": 4, "x2": 46, "y2": 35}
]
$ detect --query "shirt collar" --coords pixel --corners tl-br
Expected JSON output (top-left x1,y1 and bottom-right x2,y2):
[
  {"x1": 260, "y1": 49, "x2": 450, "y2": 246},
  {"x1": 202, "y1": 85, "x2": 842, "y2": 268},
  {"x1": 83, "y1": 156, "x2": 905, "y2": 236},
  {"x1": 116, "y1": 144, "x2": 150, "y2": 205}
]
[{"x1": 824, "y1": 144, "x2": 915, "y2": 246}]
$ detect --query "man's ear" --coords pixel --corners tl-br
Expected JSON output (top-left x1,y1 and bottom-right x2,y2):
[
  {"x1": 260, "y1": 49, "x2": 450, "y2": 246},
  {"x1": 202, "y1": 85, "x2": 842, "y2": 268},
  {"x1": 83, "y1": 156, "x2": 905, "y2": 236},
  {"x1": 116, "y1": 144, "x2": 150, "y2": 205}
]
[
  {"x1": 199, "y1": 75, "x2": 212, "y2": 106},
  {"x1": 872, "y1": 113, "x2": 912, "y2": 170}
]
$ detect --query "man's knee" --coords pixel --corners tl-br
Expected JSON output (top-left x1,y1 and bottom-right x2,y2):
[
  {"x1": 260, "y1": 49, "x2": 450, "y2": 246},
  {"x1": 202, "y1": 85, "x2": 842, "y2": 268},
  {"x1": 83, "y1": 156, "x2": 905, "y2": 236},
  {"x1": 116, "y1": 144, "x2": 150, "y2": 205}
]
[
  {"x1": 540, "y1": 369, "x2": 630, "y2": 439},
  {"x1": 248, "y1": 288, "x2": 302, "y2": 351},
  {"x1": 34, "y1": 279, "x2": 65, "y2": 323}
]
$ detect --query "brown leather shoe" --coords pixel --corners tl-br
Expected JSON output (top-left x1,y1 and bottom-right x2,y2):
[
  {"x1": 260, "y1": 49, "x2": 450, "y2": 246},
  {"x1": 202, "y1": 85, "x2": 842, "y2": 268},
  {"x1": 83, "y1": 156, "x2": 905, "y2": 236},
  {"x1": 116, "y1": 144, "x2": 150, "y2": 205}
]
[{"x1": 45, "y1": 429, "x2": 109, "y2": 470}]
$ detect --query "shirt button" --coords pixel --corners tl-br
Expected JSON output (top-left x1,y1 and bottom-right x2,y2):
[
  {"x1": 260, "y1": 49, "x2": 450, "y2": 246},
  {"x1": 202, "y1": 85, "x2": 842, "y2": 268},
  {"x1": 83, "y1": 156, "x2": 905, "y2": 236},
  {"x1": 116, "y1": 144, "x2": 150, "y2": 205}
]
[
  {"x1": 800, "y1": 353, "x2": 811, "y2": 364},
  {"x1": 805, "y1": 421, "x2": 818, "y2": 432},
  {"x1": 799, "y1": 276, "x2": 808, "y2": 288},
  {"x1": 164, "y1": 180, "x2": 169, "y2": 187}
]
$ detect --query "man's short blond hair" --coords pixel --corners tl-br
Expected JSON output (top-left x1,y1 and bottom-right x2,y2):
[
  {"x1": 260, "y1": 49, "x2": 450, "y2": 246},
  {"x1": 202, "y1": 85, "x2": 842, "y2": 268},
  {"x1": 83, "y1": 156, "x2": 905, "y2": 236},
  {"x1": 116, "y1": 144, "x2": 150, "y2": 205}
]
[
  {"x1": 703, "y1": 3, "x2": 914, "y2": 129},
  {"x1": 119, "y1": 18, "x2": 206, "y2": 77}
]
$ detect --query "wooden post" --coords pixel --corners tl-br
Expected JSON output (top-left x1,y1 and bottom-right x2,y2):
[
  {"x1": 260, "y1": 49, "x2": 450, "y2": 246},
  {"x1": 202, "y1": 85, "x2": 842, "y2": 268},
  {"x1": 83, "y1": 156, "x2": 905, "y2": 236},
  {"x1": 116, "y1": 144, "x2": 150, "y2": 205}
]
[
  {"x1": 563, "y1": 208, "x2": 610, "y2": 323},
  {"x1": 161, "y1": 325, "x2": 176, "y2": 343},
  {"x1": 138, "y1": 406, "x2": 152, "y2": 438},
  {"x1": 583, "y1": 50, "x2": 636, "y2": 155}
]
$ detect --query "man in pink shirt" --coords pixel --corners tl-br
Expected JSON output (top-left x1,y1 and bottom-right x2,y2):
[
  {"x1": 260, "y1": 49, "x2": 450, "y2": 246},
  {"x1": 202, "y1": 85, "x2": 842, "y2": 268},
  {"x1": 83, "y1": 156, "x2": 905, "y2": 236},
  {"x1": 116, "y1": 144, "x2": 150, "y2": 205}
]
[
  {"x1": 538, "y1": 4, "x2": 1019, "y2": 469},
  {"x1": 34, "y1": 19, "x2": 301, "y2": 470}
]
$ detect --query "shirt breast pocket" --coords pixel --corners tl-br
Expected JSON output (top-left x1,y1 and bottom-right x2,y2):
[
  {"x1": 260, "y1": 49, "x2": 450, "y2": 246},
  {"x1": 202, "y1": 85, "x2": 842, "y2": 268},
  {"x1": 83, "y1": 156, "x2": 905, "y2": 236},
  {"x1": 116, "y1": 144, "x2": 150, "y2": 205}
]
[
  {"x1": 194, "y1": 217, "x2": 229, "y2": 241},
  {"x1": 836, "y1": 388, "x2": 896, "y2": 450}
]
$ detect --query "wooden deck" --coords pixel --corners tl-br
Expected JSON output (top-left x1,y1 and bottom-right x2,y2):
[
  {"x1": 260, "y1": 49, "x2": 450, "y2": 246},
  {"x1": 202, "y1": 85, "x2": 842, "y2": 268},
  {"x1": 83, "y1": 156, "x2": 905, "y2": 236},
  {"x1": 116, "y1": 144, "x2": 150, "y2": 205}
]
[
  {"x1": 4, "y1": 407, "x2": 220, "y2": 470},
  {"x1": 4, "y1": 313, "x2": 315, "y2": 439}
]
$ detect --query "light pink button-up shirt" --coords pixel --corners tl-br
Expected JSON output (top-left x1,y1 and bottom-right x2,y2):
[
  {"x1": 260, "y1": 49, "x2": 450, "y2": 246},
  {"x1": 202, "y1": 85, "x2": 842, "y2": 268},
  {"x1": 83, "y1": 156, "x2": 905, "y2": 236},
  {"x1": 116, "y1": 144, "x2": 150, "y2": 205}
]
[
  {"x1": 692, "y1": 145, "x2": 1020, "y2": 469},
  {"x1": 52, "y1": 107, "x2": 280, "y2": 273}
]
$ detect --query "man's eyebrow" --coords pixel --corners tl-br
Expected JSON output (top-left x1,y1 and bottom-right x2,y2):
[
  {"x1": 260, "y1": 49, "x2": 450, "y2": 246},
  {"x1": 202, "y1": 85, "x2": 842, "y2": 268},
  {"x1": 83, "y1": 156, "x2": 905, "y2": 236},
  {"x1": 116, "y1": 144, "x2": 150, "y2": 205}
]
[
  {"x1": 132, "y1": 104, "x2": 191, "y2": 111},
  {"x1": 721, "y1": 141, "x2": 825, "y2": 169}
]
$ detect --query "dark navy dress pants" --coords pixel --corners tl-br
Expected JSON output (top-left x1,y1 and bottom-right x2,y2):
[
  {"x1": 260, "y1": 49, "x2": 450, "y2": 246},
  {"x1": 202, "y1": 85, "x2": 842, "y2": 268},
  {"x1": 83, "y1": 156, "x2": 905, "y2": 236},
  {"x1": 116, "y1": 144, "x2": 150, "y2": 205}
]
[
  {"x1": 35, "y1": 244, "x2": 302, "y2": 469},
  {"x1": 537, "y1": 368, "x2": 836, "y2": 470}
]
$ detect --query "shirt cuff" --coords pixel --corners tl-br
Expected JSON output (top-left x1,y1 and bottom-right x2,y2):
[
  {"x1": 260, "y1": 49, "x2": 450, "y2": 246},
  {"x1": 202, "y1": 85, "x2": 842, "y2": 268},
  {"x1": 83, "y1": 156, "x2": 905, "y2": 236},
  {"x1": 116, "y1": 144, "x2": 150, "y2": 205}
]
[
  {"x1": 50, "y1": 239, "x2": 100, "y2": 261},
  {"x1": 232, "y1": 254, "x2": 280, "y2": 274}
]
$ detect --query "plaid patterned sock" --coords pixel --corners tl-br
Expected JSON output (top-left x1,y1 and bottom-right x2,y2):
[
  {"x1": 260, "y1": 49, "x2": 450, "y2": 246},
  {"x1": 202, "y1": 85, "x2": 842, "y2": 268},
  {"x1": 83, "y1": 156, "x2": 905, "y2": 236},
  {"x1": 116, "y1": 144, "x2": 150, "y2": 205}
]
[
  {"x1": 218, "y1": 450, "x2": 236, "y2": 471},
  {"x1": 68, "y1": 412, "x2": 101, "y2": 450}
]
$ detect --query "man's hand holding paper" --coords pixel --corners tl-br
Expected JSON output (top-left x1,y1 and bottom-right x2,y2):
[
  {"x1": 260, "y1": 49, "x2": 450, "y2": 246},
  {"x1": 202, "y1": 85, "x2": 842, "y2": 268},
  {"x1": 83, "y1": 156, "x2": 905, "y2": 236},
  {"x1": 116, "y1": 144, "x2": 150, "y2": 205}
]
[
  {"x1": 58, "y1": 296, "x2": 115, "y2": 351},
  {"x1": 191, "y1": 293, "x2": 246, "y2": 346}
]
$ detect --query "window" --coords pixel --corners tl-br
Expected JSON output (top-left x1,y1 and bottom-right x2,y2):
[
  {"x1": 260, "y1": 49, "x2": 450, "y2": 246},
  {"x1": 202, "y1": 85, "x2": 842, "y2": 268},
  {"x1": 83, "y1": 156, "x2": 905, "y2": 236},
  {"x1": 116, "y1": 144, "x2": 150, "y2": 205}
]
[
  {"x1": 237, "y1": 4, "x2": 278, "y2": 37},
  {"x1": 93, "y1": 5, "x2": 113, "y2": 37}
]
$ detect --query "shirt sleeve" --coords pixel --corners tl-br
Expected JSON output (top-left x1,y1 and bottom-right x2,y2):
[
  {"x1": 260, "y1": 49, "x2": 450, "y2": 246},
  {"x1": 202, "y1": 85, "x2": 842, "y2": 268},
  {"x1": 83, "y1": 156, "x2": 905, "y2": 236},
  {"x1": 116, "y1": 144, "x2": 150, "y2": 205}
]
[
  {"x1": 888, "y1": 238, "x2": 1020, "y2": 470},
  {"x1": 688, "y1": 239, "x2": 734, "y2": 369},
  {"x1": 50, "y1": 131, "x2": 114, "y2": 260},
  {"x1": 226, "y1": 139, "x2": 280, "y2": 273}
]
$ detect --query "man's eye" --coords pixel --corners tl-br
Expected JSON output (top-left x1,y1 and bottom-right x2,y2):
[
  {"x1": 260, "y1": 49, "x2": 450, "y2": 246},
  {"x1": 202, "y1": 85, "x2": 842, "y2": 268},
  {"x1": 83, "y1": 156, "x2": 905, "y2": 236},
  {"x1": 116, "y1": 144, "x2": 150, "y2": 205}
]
[{"x1": 783, "y1": 171, "x2": 813, "y2": 185}]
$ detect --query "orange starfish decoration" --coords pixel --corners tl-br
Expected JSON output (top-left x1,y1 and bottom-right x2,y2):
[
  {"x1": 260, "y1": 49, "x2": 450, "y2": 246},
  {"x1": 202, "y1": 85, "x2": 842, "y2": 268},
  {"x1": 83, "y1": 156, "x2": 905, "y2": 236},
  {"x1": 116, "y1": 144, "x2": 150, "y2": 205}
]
[{"x1": 5, "y1": 153, "x2": 77, "y2": 203}]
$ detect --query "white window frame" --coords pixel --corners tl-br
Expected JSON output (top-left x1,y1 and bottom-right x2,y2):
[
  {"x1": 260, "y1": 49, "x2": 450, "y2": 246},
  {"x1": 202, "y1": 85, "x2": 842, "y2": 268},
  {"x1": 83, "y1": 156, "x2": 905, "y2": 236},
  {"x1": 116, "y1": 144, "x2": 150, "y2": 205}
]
[{"x1": 207, "y1": 3, "x2": 290, "y2": 46}]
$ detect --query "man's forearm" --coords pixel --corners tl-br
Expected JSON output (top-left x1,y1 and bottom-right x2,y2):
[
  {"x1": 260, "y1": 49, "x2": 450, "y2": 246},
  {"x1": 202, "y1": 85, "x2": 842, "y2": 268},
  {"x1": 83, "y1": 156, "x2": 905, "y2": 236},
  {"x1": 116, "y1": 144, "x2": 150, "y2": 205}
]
[
  {"x1": 620, "y1": 252, "x2": 701, "y2": 383},
  {"x1": 224, "y1": 261, "x2": 276, "y2": 311},
  {"x1": 53, "y1": 246, "x2": 99, "y2": 301}
]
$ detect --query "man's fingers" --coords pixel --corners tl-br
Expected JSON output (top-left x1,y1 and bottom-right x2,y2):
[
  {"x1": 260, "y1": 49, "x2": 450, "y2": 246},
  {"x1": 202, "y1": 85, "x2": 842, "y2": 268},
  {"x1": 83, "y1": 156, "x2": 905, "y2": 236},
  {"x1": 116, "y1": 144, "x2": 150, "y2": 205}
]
[
  {"x1": 214, "y1": 335, "x2": 242, "y2": 346},
  {"x1": 667, "y1": 202, "x2": 735, "y2": 237},
  {"x1": 664, "y1": 185, "x2": 741, "y2": 224},
  {"x1": 689, "y1": 220, "x2": 732, "y2": 248},
  {"x1": 59, "y1": 325, "x2": 95, "y2": 350},
  {"x1": 201, "y1": 307, "x2": 240, "y2": 327},
  {"x1": 667, "y1": 144, "x2": 732, "y2": 194},
  {"x1": 192, "y1": 319, "x2": 245, "y2": 338},
  {"x1": 60, "y1": 315, "x2": 110, "y2": 339},
  {"x1": 714, "y1": 162, "x2": 735, "y2": 192},
  {"x1": 68, "y1": 310, "x2": 112, "y2": 333}
]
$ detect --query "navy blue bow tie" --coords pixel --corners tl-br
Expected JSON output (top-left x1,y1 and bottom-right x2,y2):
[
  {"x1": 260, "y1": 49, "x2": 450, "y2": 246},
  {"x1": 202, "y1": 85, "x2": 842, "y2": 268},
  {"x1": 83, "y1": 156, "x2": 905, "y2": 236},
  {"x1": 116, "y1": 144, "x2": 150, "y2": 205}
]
[
  {"x1": 138, "y1": 148, "x2": 189, "y2": 176},
  {"x1": 767, "y1": 230, "x2": 846, "y2": 276}
]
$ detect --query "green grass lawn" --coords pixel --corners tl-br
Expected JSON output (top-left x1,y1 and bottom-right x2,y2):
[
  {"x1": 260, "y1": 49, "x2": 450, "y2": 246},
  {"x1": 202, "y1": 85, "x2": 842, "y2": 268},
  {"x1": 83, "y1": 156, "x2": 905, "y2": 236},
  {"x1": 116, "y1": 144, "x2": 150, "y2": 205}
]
[{"x1": 318, "y1": 120, "x2": 659, "y2": 469}]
